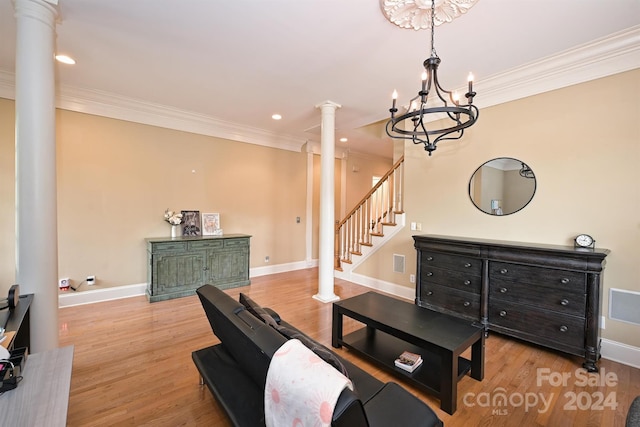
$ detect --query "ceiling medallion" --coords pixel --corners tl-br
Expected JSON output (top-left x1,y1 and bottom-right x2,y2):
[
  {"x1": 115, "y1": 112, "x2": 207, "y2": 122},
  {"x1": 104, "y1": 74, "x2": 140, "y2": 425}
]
[{"x1": 380, "y1": 0, "x2": 478, "y2": 30}]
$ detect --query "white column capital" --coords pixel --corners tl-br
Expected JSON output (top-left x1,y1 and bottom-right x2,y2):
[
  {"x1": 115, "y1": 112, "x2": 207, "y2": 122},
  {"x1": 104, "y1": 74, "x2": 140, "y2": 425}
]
[
  {"x1": 315, "y1": 100, "x2": 342, "y2": 110},
  {"x1": 13, "y1": 0, "x2": 58, "y2": 29}
]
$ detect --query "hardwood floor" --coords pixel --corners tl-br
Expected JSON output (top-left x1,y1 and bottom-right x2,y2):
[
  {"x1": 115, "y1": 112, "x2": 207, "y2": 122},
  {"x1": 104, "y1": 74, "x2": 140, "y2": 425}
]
[{"x1": 59, "y1": 268, "x2": 639, "y2": 426}]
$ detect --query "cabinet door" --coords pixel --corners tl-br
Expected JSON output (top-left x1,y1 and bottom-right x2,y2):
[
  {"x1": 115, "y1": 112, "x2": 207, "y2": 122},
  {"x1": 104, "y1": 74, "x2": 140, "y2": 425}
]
[
  {"x1": 206, "y1": 248, "x2": 249, "y2": 286},
  {"x1": 152, "y1": 252, "x2": 205, "y2": 295}
]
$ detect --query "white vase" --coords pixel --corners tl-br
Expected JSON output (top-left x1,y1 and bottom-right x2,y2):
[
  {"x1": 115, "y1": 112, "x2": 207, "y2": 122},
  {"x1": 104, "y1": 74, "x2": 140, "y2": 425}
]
[{"x1": 171, "y1": 224, "x2": 180, "y2": 238}]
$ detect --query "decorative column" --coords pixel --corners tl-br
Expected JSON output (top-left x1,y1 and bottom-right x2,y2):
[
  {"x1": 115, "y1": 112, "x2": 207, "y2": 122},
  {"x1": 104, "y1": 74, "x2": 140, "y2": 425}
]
[
  {"x1": 14, "y1": 0, "x2": 60, "y2": 353},
  {"x1": 305, "y1": 142, "x2": 314, "y2": 267},
  {"x1": 313, "y1": 101, "x2": 341, "y2": 303}
]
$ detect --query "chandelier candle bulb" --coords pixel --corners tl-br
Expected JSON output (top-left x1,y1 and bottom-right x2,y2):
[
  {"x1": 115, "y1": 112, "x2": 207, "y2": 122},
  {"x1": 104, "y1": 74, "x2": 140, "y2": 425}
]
[{"x1": 392, "y1": 90, "x2": 397, "y2": 110}]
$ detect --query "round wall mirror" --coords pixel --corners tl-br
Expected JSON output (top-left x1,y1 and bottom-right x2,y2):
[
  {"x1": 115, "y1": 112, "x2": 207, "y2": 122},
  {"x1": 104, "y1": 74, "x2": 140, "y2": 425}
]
[{"x1": 468, "y1": 157, "x2": 536, "y2": 215}]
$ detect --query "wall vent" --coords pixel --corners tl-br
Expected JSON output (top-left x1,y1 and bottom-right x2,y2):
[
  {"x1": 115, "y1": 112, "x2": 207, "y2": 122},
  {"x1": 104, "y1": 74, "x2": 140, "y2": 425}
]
[
  {"x1": 393, "y1": 254, "x2": 405, "y2": 274},
  {"x1": 609, "y1": 288, "x2": 640, "y2": 326}
]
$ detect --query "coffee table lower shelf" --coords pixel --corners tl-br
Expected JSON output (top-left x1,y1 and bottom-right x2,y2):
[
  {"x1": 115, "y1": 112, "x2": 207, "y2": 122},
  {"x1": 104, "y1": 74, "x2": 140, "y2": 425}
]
[{"x1": 341, "y1": 327, "x2": 471, "y2": 397}]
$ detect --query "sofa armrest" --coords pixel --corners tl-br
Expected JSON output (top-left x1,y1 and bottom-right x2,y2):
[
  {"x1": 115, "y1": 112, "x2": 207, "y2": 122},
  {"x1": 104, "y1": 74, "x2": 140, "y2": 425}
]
[
  {"x1": 364, "y1": 382, "x2": 442, "y2": 427},
  {"x1": 332, "y1": 388, "x2": 369, "y2": 427}
]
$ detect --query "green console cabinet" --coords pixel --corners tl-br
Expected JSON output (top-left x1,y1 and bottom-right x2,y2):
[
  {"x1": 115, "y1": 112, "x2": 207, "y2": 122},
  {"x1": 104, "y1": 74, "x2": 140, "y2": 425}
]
[{"x1": 146, "y1": 234, "x2": 251, "y2": 302}]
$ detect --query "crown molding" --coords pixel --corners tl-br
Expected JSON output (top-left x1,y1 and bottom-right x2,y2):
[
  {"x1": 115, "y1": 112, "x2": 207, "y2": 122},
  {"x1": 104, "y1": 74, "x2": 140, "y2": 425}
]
[
  {"x1": 0, "y1": 74, "x2": 307, "y2": 153},
  {"x1": 1, "y1": 26, "x2": 638, "y2": 149},
  {"x1": 59, "y1": 86, "x2": 308, "y2": 152},
  {"x1": 474, "y1": 25, "x2": 640, "y2": 110}
]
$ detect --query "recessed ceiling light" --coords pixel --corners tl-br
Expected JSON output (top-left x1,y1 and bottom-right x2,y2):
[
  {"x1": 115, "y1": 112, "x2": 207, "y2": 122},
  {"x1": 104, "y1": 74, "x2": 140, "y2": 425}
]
[
  {"x1": 340, "y1": 137, "x2": 348, "y2": 142},
  {"x1": 55, "y1": 54, "x2": 76, "y2": 65},
  {"x1": 272, "y1": 114, "x2": 282, "y2": 120}
]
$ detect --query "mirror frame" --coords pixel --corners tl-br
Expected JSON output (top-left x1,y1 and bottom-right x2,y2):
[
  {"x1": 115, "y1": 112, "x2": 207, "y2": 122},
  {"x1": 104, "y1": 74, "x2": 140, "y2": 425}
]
[{"x1": 468, "y1": 157, "x2": 537, "y2": 216}]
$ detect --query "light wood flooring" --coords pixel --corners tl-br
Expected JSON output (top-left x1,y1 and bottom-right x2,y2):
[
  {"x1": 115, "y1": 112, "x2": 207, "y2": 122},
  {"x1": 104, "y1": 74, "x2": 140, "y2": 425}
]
[{"x1": 59, "y1": 268, "x2": 639, "y2": 426}]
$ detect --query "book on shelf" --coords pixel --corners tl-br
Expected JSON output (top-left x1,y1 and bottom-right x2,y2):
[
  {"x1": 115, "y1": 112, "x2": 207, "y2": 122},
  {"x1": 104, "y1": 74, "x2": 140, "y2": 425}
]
[{"x1": 394, "y1": 351, "x2": 423, "y2": 373}]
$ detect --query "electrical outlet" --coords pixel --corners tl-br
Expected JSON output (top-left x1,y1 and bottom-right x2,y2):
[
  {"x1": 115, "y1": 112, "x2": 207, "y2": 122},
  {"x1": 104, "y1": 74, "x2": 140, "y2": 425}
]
[
  {"x1": 601, "y1": 315, "x2": 606, "y2": 330},
  {"x1": 58, "y1": 278, "x2": 70, "y2": 290},
  {"x1": 87, "y1": 275, "x2": 96, "y2": 285},
  {"x1": 409, "y1": 274, "x2": 415, "y2": 283},
  {"x1": 265, "y1": 256, "x2": 270, "y2": 263}
]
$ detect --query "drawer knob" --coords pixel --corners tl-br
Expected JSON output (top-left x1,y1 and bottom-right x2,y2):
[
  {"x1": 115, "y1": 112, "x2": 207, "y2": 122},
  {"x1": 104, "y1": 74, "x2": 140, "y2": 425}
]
[
  {"x1": 499, "y1": 310, "x2": 507, "y2": 317},
  {"x1": 561, "y1": 278, "x2": 570, "y2": 284},
  {"x1": 560, "y1": 299, "x2": 569, "y2": 306},
  {"x1": 464, "y1": 263, "x2": 472, "y2": 268},
  {"x1": 500, "y1": 268, "x2": 508, "y2": 274},
  {"x1": 559, "y1": 325, "x2": 568, "y2": 332},
  {"x1": 464, "y1": 280, "x2": 471, "y2": 285},
  {"x1": 499, "y1": 287, "x2": 508, "y2": 293},
  {"x1": 426, "y1": 272, "x2": 433, "y2": 277},
  {"x1": 427, "y1": 291, "x2": 433, "y2": 296},
  {"x1": 463, "y1": 301, "x2": 471, "y2": 307},
  {"x1": 426, "y1": 256, "x2": 433, "y2": 261}
]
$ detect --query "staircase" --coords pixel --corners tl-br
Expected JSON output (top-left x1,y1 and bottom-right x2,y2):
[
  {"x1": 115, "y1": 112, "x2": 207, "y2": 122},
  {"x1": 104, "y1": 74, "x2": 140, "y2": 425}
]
[{"x1": 334, "y1": 156, "x2": 405, "y2": 275}]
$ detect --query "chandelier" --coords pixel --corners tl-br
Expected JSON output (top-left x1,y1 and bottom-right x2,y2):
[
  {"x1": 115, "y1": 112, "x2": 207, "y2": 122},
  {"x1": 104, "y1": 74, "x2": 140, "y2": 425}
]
[
  {"x1": 519, "y1": 163, "x2": 535, "y2": 179},
  {"x1": 385, "y1": 0, "x2": 479, "y2": 156}
]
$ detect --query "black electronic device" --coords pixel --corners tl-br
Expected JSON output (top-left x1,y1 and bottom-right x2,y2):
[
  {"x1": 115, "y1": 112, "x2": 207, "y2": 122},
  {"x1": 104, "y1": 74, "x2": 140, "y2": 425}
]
[
  {"x1": 8, "y1": 284, "x2": 19, "y2": 309},
  {"x1": 0, "y1": 359, "x2": 17, "y2": 392}
]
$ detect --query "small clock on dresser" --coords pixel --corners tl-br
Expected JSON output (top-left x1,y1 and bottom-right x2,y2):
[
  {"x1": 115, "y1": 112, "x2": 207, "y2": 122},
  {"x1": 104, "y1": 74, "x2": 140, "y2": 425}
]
[{"x1": 574, "y1": 234, "x2": 595, "y2": 249}]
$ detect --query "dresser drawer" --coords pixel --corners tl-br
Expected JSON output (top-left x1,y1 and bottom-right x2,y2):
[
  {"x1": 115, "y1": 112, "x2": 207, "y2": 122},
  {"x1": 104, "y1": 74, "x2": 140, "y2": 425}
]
[
  {"x1": 421, "y1": 251, "x2": 482, "y2": 276},
  {"x1": 490, "y1": 278, "x2": 586, "y2": 317},
  {"x1": 421, "y1": 266, "x2": 481, "y2": 294},
  {"x1": 188, "y1": 240, "x2": 224, "y2": 250},
  {"x1": 420, "y1": 283, "x2": 480, "y2": 320},
  {"x1": 489, "y1": 262, "x2": 586, "y2": 292},
  {"x1": 224, "y1": 238, "x2": 249, "y2": 248},
  {"x1": 150, "y1": 241, "x2": 187, "y2": 253},
  {"x1": 489, "y1": 300, "x2": 584, "y2": 349}
]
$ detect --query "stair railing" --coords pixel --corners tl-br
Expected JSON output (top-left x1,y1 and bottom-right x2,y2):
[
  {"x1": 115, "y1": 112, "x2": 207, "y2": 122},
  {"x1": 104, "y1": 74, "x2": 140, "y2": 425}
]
[{"x1": 335, "y1": 156, "x2": 404, "y2": 270}]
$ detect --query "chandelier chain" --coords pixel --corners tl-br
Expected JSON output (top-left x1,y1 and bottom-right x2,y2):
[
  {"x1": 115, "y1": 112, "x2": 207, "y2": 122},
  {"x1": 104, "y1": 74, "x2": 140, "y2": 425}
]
[{"x1": 430, "y1": 0, "x2": 437, "y2": 57}]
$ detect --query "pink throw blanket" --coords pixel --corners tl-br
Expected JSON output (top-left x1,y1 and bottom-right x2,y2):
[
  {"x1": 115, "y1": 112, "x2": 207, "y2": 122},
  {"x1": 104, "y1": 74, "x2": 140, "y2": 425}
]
[{"x1": 264, "y1": 339, "x2": 353, "y2": 427}]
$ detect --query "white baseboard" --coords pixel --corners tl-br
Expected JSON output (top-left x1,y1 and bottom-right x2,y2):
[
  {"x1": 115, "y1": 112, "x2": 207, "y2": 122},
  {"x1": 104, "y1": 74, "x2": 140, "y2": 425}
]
[
  {"x1": 337, "y1": 270, "x2": 415, "y2": 302},
  {"x1": 250, "y1": 259, "x2": 318, "y2": 277},
  {"x1": 57, "y1": 260, "x2": 319, "y2": 307},
  {"x1": 601, "y1": 338, "x2": 640, "y2": 369},
  {"x1": 58, "y1": 283, "x2": 147, "y2": 308}
]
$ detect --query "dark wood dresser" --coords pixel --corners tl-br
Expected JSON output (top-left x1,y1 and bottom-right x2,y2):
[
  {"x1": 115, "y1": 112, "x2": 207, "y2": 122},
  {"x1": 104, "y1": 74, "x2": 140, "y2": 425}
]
[{"x1": 414, "y1": 234, "x2": 610, "y2": 371}]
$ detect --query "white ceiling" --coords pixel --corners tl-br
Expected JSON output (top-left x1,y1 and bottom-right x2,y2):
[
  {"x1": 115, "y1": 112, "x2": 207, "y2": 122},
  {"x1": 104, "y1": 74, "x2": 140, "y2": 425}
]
[{"x1": 1, "y1": 0, "x2": 639, "y2": 158}]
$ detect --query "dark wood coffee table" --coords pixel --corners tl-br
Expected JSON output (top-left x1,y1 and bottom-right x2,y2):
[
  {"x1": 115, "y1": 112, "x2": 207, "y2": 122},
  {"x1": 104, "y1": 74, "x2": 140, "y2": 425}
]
[{"x1": 332, "y1": 291, "x2": 484, "y2": 414}]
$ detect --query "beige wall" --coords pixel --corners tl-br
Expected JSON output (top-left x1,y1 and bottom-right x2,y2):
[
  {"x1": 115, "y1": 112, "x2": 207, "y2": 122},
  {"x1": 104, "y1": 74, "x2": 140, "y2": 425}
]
[
  {"x1": 1, "y1": 99, "x2": 372, "y2": 294},
  {"x1": 344, "y1": 153, "x2": 393, "y2": 211},
  {"x1": 1, "y1": 102, "x2": 310, "y2": 292},
  {"x1": 356, "y1": 69, "x2": 640, "y2": 347},
  {"x1": 0, "y1": 100, "x2": 15, "y2": 290}
]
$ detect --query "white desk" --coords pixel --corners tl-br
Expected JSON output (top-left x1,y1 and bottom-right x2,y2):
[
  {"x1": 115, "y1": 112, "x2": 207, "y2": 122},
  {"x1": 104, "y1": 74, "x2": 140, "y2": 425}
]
[{"x1": 0, "y1": 345, "x2": 74, "y2": 426}]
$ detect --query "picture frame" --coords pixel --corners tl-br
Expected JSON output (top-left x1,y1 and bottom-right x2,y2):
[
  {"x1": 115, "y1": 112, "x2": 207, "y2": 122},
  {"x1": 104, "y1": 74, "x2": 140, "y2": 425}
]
[
  {"x1": 181, "y1": 210, "x2": 201, "y2": 236},
  {"x1": 202, "y1": 213, "x2": 222, "y2": 236}
]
